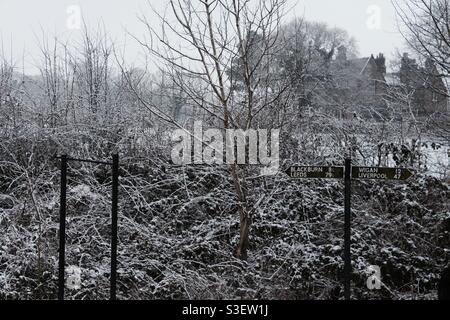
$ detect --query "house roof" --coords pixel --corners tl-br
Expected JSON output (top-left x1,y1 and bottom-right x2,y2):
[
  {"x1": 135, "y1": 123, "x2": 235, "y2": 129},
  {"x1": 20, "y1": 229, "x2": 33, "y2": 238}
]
[
  {"x1": 330, "y1": 57, "x2": 373, "y2": 78},
  {"x1": 347, "y1": 57, "x2": 372, "y2": 75}
]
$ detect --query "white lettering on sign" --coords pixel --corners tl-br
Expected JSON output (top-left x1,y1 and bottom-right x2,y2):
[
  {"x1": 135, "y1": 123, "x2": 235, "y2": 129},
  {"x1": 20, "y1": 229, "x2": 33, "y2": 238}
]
[
  {"x1": 353, "y1": 166, "x2": 413, "y2": 180},
  {"x1": 290, "y1": 167, "x2": 324, "y2": 177},
  {"x1": 358, "y1": 172, "x2": 387, "y2": 179},
  {"x1": 292, "y1": 167, "x2": 324, "y2": 173},
  {"x1": 293, "y1": 167, "x2": 322, "y2": 173},
  {"x1": 358, "y1": 167, "x2": 377, "y2": 173},
  {"x1": 354, "y1": 167, "x2": 393, "y2": 179},
  {"x1": 290, "y1": 169, "x2": 307, "y2": 178}
]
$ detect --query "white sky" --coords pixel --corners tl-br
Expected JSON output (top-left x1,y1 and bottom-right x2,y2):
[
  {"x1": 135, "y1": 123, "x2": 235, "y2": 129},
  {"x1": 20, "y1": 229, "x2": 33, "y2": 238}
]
[{"x1": 0, "y1": 0, "x2": 406, "y2": 74}]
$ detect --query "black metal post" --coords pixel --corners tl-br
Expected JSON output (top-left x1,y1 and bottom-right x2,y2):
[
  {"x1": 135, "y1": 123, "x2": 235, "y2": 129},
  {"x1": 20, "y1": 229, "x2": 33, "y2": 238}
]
[
  {"x1": 344, "y1": 158, "x2": 352, "y2": 300},
  {"x1": 58, "y1": 155, "x2": 68, "y2": 300},
  {"x1": 110, "y1": 154, "x2": 119, "y2": 300}
]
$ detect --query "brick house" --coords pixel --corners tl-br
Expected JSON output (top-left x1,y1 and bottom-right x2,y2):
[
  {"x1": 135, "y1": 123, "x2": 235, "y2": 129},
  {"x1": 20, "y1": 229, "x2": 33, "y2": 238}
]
[{"x1": 324, "y1": 46, "x2": 388, "y2": 118}]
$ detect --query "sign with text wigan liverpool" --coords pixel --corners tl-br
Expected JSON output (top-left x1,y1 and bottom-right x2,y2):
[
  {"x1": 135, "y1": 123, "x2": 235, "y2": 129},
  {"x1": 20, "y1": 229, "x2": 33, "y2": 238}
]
[{"x1": 352, "y1": 166, "x2": 413, "y2": 180}]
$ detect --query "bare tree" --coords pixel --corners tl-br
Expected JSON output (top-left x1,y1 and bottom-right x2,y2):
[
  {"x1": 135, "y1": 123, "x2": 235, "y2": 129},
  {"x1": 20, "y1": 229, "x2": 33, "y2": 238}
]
[
  {"x1": 36, "y1": 35, "x2": 77, "y2": 128},
  {"x1": 393, "y1": 0, "x2": 450, "y2": 78},
  {"x1": 127, "y1": 0, "x2": 289, "y2": 259},
  {"x1": 0, "y1": 56, "x2": 16, "y2": 136},
  {"x1": 393, "y1": 0, "x2": 450, "y2": 138}
]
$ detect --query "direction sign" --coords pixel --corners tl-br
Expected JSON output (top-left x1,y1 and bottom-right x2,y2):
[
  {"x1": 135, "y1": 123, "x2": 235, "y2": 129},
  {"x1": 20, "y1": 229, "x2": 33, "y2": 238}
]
[
  {"x1": 286, "y1": 166, "x2": 344, "y2": 179},
  {"x1": 286, "y1": 161, "x2": 414, "y2": 300},
  {"x1": 352, "y1": 166, "x2": 413, "y2": 180}
]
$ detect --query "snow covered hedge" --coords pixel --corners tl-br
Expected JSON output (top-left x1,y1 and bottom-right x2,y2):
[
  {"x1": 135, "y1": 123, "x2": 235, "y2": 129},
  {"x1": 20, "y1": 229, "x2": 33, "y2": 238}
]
[{"x1": 0, "y1": 129, "x2": 449, "y2": 300}]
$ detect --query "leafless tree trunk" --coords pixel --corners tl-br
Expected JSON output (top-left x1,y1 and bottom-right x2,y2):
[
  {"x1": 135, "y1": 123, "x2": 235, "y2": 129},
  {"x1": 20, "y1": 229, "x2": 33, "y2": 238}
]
[{"x1": 128, "y1": 0, "x2": 289, "y2": 259}]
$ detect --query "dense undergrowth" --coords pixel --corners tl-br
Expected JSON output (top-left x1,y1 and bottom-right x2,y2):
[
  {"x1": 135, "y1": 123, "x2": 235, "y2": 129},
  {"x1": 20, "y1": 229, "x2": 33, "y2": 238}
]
[{"x1": 0, "y1": 128, "x2": 449, "y2": 300}]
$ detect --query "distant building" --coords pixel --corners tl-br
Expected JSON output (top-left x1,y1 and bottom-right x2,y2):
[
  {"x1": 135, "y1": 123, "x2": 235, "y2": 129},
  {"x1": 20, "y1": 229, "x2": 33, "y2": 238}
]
[
  {"x1": 388, "y1": 53, "x2": 448, "y2": 115},
  {"x1": 326, "y1": 46, "x2": 388, "y2": 117},
  {"x1": 328, "y1": 49, "x2": 448, "y2": 117}
]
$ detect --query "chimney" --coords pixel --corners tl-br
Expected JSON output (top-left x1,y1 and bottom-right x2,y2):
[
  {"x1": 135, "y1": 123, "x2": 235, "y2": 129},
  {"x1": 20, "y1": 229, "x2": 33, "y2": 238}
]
[
  {"x1": 375, "y1": 53, "x2": 386, "y2": 75},
  {"x1": 336, "y1": 45, "x2": 347, "y2": 62}
]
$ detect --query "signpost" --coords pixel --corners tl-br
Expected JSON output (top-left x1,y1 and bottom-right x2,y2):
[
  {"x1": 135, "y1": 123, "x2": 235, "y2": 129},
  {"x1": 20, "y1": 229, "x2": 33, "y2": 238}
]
[
  {"x1": 58, "y1": 155, "x2": 67, "y2": 301},
  {"x1": 344, "y1": 159, "x2": 351, "y2": 301},
  {"x1": 286, "y1": 161, "x2": 413, "y2": 300}
]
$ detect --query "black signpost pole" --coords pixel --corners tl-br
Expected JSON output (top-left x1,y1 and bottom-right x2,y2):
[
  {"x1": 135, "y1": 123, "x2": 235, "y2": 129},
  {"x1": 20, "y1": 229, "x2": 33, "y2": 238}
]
[
  {"x1": 110, "y1": 154, "x2": 119, "y2": 300},
  {"x1": 58, "y1": 155, "x2": 67, "y2": 301},
  {"x1": 344, "y1": 158, "x2": 352, "y2": 300}
]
